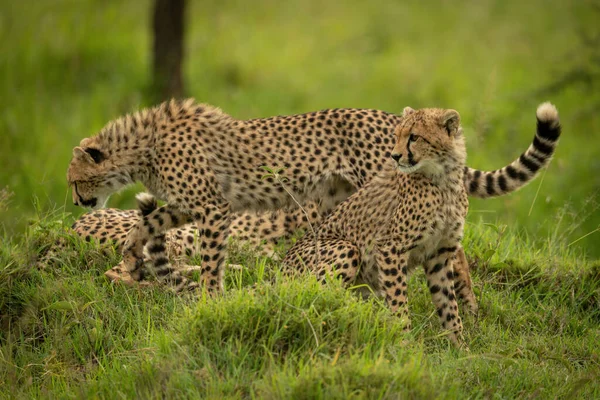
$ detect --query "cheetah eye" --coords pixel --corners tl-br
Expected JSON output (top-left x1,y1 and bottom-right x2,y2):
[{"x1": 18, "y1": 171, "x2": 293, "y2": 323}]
[
  {"x1": 85, "y1": 148, "x2": 105, "y2": 164},
  {"x1": 408, "y1": 134, "x2": 418, "y2": 143}
]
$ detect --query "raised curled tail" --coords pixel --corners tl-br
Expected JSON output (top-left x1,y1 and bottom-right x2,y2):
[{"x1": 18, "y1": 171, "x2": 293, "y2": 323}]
[
  {"x1": 135, "y1": 192, "x2": 159, "y2": 216},
  {"x1": 464, "y1": 102, "x2": 561, "y2": 198}
]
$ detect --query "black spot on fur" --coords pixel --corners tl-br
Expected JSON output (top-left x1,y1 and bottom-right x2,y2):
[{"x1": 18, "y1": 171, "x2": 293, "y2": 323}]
[{"x1": 429, "y1": 263, "x2": 444, "y2": 275}]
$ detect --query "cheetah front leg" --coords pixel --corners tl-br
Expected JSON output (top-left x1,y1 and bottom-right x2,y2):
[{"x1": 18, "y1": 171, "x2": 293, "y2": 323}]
[
  {"x1": 424, "y1": 247, "x2": 465, "y2": 348},
  {"x1": 105, "y1": 231, "x2": 175, "y2": 285},
  {"x1": 190, "y1": 204, "x2": 231, "y2": 293},
  {"x1": 142, "y1": 227, "x2": 218, "y2": 292},
  {"x1": 140, "y1": 231, "x2": 188, "y2": 285},
  {"x1": 283, "y1": 237, "x2": 361, "y2": 285},
  {"x1": 116, "y1": 202, "x2": 232, "y2": 293},
  {"x1": 375, "y1": 246, "x2": 411, "y2": 329},
  {"x1": 313, "y1": 239, "x2": 361, "y2": 285},
  {"x1": 115, "y1": 204, "x2": 194, "y2": 285}
]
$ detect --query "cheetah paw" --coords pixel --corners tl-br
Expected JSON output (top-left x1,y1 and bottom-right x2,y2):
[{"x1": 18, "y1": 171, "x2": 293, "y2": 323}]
[
  {"x1": 104, "y1": 265, "x2": 152, "y2": 287},
  {"x1": 104, "y1": 268, "x2": 138, "y2": 286}
]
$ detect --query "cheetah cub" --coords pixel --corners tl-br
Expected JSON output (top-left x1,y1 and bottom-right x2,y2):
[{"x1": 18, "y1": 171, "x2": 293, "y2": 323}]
[{"x1": 284, "y1": 103, "x2": 560, "y2": 347}]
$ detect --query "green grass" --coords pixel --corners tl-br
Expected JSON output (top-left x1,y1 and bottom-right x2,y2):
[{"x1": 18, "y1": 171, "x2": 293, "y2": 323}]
[
  {"x1": 0, "y1": 0, "x2": 599, "y2": 256},
  {"x1": 0, "y1": 213, "x2": 598, "y2": 398},
  {"x1": 1, "y1": 0, "x2": 599, "y2": 398}
]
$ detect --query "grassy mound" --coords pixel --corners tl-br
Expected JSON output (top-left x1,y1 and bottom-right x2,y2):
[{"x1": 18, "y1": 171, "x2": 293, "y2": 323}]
[{"x1": 0, "y1": 214, "x2": 598, "y2": 398}]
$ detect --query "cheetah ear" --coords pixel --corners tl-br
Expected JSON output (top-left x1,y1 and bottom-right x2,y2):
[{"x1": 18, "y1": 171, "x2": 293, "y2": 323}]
[
  {"x1": 440, "y1": 110, "x2": 461, "y2": 137},
  {"x1": 73, "y1": 146, "x2": 95, "y2": 163},
  {"x1": 402, "y1": 106, "x2": 415, "y2": 117}
]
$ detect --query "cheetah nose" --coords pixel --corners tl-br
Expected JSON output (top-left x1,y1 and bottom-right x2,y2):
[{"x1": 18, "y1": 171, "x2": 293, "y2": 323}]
[{"x1": 391, "y1": 153, "x2": 402, "y2": 162}]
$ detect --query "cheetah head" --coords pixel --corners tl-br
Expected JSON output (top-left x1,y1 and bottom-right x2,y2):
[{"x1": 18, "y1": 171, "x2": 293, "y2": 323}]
[
  {"x1": 67, "y1": 137, "x2": 127, "y2": 210},
  {"x1": 391, "y1": 107, "x2": 465, "y2": 176}
]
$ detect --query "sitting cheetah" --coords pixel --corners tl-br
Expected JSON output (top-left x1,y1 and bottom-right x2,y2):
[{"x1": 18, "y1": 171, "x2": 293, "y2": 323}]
[
  {"x1": 67, "y1": 99, "x2": 560, "y2": 293},
  {"x1": 283, "y1": 103, "x2": 561, "y2": 346}
]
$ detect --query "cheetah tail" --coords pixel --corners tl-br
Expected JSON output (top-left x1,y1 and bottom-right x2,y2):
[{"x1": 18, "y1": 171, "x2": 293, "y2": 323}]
[
  {"x1": 135, "y1": 192, "x2": 159, "y2": 216},
  {"x1": 464, "y1": 102, "x2": 561, "y2": 199}
]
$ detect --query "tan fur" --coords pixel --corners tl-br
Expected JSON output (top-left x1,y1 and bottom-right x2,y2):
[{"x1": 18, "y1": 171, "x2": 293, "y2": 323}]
[
  {"x1": 68, "y1": 198, "x2": 321, "y2": 281},
  {"x1": 283, "y1": 104, "x2": 560, "y2": 347},
  {"x1": 64, "y1": 195, "x2": 476, "y2": 306},
  {"x1": 66, "y1": 100, "x2": 560, "y2": 293}
]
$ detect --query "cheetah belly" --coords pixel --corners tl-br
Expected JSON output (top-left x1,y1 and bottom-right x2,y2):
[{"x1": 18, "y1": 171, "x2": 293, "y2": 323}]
[
  {"x1": 410, "y1": 222, "x2": 449, "y2": 266},
  {"x1": 410, "y1": 200, "x2": 466, "y2": 267},
  {"x1": 218, "y1": 170, "x2": 356, "y2": 213}
]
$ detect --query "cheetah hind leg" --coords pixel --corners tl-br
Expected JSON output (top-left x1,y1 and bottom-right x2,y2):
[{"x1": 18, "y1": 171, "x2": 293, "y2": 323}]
[
  {"x1": 424, "y1": 250, "x2": 465, "y2": 349},
  {"x1": 284, "y1": 237, "x2": 361, "y2": 286}
]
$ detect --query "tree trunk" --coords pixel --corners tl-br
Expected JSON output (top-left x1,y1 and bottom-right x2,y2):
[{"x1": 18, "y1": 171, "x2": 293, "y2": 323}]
[{"x1": 152, "y1": 0, "x2": 186, "y2": 100}]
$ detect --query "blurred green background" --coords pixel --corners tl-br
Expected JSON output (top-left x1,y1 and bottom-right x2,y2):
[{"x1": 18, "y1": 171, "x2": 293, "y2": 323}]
[{"x1": 0, "y1": 0, "x2": 598, "y2": 257}]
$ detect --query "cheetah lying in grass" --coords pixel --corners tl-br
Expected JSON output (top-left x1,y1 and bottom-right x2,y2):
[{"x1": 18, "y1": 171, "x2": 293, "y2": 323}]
[
  {"x1": 66, "y1": 100, "x2": 560, "y2": 293},
  {"x1": 67, "y1": 193, "x2": 318, "y2": 282},
  {"x1": 283, "y1": 103, "x2": 561, "y2": 346}
]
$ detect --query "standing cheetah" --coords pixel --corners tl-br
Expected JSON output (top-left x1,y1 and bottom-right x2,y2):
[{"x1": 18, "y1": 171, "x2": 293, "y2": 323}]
[
  {"x1": 67, "y1": 100, "x2": 560, "y2": 293},
  {"x1": 283, "y1": 103, "x2": 561, "y2": 346}
]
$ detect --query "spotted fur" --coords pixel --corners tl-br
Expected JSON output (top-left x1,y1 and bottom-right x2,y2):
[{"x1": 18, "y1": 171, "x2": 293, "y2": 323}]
[
  {"x1": 68, "y1": 193, "x2": 319, "y2": 282},
  {"x1": 66, "y1": 191, "x2": 476, "y2": 302},
  {"x1": 66, "y1": 100, "x2": 560, "y2": 293},
  {"x1": 283, "y1": 103, "x2": 561, "y2": 347}
]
